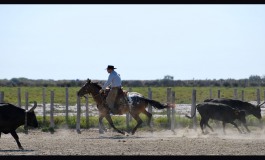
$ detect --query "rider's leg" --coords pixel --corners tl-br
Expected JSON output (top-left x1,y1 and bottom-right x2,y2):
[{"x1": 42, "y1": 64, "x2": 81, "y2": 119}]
[{"x1": 106, "y1": 88, "x2": 119, "y2": 113}]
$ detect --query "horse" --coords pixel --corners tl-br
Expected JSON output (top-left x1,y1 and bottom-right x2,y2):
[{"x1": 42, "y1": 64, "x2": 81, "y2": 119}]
[{"x1": 77, "y1": 79, "x2": 169, "y2": 135}]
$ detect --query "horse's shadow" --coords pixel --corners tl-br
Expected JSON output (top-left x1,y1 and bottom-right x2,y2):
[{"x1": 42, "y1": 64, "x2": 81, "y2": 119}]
[
  {"x1": 82, "y1": 134, "x2": 144, "y2": 140},
  {"x1": 0, "y1": 149, "x2": 34, "y2": 152}
]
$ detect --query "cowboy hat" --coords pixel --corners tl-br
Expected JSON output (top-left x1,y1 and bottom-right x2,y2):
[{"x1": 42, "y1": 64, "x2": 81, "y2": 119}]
[{"x1": 106, "y1": 65, "x2": 117, "y2": 70}]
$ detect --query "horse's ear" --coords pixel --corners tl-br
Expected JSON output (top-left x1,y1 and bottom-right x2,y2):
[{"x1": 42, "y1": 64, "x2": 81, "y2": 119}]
[{"x1": 87, "y1": 79, "x2": 91, "y2": 83}]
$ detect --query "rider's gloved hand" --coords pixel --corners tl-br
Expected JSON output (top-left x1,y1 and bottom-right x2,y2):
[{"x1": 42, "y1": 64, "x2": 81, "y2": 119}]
[{"x1": 99, "y1": 89, "x2": 104, "y2": 94}]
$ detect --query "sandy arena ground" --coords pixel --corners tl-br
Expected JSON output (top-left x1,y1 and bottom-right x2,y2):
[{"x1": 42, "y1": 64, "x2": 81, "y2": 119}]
[{"x1": 1, "y1": 127, "x2": 265, "y2": 155}]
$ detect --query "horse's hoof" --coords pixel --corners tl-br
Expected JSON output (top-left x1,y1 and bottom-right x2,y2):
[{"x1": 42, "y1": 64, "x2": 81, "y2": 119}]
[
  {"x1": 19, "y1": 146, "x2": 24, "y2": 150},
  {"x1": 202, "y1": 132, "x2": 208, "y2": 135}
]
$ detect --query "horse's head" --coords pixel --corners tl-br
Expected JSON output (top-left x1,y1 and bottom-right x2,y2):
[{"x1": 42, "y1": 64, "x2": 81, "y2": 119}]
[{"x1": 77, "y1": 78, "x2": 102, "y2": 97}]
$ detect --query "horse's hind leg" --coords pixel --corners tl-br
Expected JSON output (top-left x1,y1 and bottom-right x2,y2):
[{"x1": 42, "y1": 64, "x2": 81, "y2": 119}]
[
  {"x1": 130, "y1": 113, "x2": 143, "y2": 135},
  {"x1": 104, "y1": 114, "x2": 125, "y2": 135},
  {"x1": 142, "y1": 109, "x2": 153, "y2": 132}
]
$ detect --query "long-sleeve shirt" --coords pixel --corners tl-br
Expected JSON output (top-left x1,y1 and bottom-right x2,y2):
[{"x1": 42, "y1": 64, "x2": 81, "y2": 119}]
[{"x1": 101, "y1": 70, "x2": 122, "y2": 90}]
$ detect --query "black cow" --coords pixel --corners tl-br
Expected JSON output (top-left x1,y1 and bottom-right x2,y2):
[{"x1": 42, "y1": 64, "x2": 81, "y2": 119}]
[
  {"x1": 186, "y1": 102, "x2": 250, "y2": 134},
  {"x1": 0, "y1": 101, "x2": 38, "y2": 150},
  {"x1": 204, "y1": 98, "x2": 264, "y2": 128}
]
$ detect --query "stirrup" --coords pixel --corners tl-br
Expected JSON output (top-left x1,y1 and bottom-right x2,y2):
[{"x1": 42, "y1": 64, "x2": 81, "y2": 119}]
[{"x1": 110, "y1": 108, "x2": 119, "y2": 114}]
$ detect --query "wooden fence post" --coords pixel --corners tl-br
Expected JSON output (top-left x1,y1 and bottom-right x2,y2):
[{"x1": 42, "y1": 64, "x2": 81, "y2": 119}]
[
  {"x1": 217, "y1": 90, "x2": 221, "y2": 98},
  {"x1": 148, "y1": 87, "x2": 152, "y2": 113},
  {"x1": 209, "y1": 88, "x2": 212, "y2": 99},
  {"x1": 50, "y1": 91, "x2": 55, "y2": 129},
  {"x1": 234, "y1": 88, "x2": 238, "y2": 100},
  {"x1": 148, "y1": 87, "x2": 153, "y2": 126},
  {"x1": 25, "y1": 92, "x2": 28, "y2": 110},
  {"x1": 257, "y1": 88, "x2": 260, "y2": 105},
  {"x1": 126, "y1": 110, "x2": 130, "y2": 130},
  {"x1": 171, "y1": 91, "x2": 176, "y2": 133},
  {"x1": 42, "y1": 87, "x2": 46, "y2": 123},
  {"x1": 76, "y1": 93, "x2": 81, "y2": 134},
  {"x1": 0, "y1": 91, "x2": 4, "y2": 103},
  {"x1": 191, "y1": 89, "x2": 197, "y2": 130},
  {"x1": 167, "y1": 88, "x2": 172, "y2": 129},
  {"x1": 264, "y1": 90, "x2": 265, "y2": 102},
  {"x1": 85, "y1": 96, "x2": 89, "y2": 129},
  {"x1": 65, "y1": 87, "x2": 69, "y2": 124},
  {"x1": 17, "y1": 88, "x2": 21, "y2": 107},
  {"x1": 241, "y1": 90, "x2": 244, "y2": 101},
  {"x1": 129, "y1": 88, "x2": 132, "y2": 122},
  {"x1": 24, "y1": 91, "x2": 29, "y2": 134},
  {"x1": 126, "y1": 88, "x2": 132, "y2": 130}
]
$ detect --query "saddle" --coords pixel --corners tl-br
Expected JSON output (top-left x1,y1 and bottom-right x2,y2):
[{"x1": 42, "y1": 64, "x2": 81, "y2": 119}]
[
  {"x1": 101, "y1": 87, "x2": 129, "y2": 114},
  {"x1": 102, "y1": 87, "x2": 127, "y2": 99}
]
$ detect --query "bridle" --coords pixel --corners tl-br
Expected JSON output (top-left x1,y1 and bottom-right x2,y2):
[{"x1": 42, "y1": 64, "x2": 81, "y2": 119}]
[{"x1": 82, "y1": 82, "x2": 103, "y2": 100}]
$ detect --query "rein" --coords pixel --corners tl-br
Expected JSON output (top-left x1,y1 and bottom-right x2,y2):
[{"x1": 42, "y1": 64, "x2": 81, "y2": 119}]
[
  {"x1": 92, "y1": 93, "x2": 101, "y2": 98},
  {"x1": 84, "y1": 84, "x2": 104, "y2": 102}
]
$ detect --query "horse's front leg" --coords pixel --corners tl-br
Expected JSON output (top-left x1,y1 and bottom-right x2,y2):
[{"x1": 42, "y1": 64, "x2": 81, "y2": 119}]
[
  {"x1": 98, "y1": 115, "x2": 106, "y2": 134},
  {"x1": 104, "y1": 114, "x2": 125, "y2": 135}
]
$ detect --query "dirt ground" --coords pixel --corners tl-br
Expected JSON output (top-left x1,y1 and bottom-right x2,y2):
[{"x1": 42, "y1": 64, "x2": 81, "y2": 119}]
[{"x1": 1, "y1": 127, "x2": 265, "y2": 156}]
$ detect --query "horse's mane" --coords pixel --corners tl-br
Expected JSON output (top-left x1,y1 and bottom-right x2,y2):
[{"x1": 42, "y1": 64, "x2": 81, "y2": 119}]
[{"x1": 91, "y1": 82, "x2": 102, "y2": 90}]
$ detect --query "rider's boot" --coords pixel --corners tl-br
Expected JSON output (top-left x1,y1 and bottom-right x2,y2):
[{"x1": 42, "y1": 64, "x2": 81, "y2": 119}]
[{"x1": 109, "y1": 103, "x2": 119, "y2": 114}]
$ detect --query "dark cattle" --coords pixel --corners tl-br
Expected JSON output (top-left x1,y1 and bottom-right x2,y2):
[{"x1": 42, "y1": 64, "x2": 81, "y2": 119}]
[
  {"x1": 186, "y1": 102, "x2": 250, "y2": 134},
  {"x1": 204, "y1": 98, "x2": 264, "y2": 128},
  {"x1": 0, "y1": 101, "x2": 38, "y2": 150}
]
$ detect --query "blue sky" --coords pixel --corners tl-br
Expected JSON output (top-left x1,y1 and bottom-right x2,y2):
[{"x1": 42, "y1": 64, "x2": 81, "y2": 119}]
[{"x1": 1, "y1": 5, "x2": 265, "y2": 80}]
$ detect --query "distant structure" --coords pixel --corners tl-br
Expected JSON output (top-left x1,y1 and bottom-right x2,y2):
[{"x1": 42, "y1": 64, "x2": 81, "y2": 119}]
[{"x1": 164, "y1": 75, "x2": 174, "y2": 80}]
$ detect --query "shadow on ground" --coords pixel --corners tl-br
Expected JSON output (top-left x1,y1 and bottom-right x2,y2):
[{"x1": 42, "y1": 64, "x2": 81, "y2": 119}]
[{"x1": 0, "y1": 149, "x2": 34, "y2": 152}]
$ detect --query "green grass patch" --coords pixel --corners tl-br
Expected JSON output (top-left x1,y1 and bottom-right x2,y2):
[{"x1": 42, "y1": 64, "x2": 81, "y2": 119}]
[{"x1": 1, "y1": 86, "x2": 264, "y2": 106}]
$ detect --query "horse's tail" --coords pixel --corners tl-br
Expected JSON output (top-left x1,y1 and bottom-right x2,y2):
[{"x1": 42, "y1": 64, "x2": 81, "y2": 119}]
[
  {"x1": 185, "y1": 104, "x2": 198, "y2": 119},
  {"x1": 140, "y1": 97, "x2": 168, "y2": 109}
]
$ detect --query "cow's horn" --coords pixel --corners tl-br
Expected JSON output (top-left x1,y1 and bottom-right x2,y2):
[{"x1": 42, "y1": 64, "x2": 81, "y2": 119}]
[
  {"x1": 28, "y1": 101, "x2": 37, "y2": 112},
  {"x1": 258, "y1": 101, "x2": 265, "y2": 107}
]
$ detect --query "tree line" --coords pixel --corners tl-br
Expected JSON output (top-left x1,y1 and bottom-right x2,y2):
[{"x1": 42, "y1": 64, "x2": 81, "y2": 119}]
[{"x1": 0, "y1": 75, "x2": 265, "y2": 87}]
